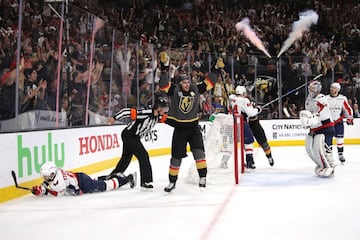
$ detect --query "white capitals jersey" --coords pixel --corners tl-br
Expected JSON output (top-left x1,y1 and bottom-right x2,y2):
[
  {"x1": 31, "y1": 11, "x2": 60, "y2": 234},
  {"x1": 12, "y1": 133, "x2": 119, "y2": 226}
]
[
  {"x1": 47, "y1": 168, "x2": 80, "y2": 196},
  {"x1": 326, "y1": 94, "x2": 353, "y2": 123},
  {"x1": 229, "y1": 94, "x2": 259, "y2": 118},
  {"x1": 305, "y1": 93, "x2": 333, "y2": 131}
]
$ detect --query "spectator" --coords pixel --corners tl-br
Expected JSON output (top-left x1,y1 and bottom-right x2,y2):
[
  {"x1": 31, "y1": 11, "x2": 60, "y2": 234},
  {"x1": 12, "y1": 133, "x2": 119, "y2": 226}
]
[
  {"x1": 353, "y1": 103, "x2": 359, "y2": 118},
  {"x1": 288, "y1": 103, "x2": 298, "y2": 118},
  {"x1": 213, "y1": 76, "x2": 226, "y2": 106},
  {"x1": 212, "y1": 96, "x2": 225, "y2": 113},
  {"x1": 0, "y1": 63, "x2": 25, "y2": 119},
  {"x1": 139, "y1": 79, "x2": 151, "y2": 108},
  {"x1": 201, "y1": 96, "x2": 214, "y2": 120},
  {"x1": 21, "y1": 68, "x2": 47, "y2": 112},
  {"x1": 353, "y1": 72, "x2": 360, "y2": 103}
]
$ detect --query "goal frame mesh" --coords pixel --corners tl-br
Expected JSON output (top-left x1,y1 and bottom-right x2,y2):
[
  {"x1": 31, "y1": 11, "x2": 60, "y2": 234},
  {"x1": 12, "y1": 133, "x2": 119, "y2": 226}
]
[{"x1": 185, "y1": 112, "x2": 245, "y2": 185}]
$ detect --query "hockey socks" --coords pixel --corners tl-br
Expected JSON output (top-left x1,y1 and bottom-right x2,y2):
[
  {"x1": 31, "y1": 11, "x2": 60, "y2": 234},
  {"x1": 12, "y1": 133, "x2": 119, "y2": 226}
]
[
  {"x1": 104, "y1": 175, "x2": 128, "y2": 191},
  {"x1": 260, "y1": 143, "x2": 274, "y2": 167},
  {"x1": 195, "y1": 159, "x2": 207, "y2": 177}
]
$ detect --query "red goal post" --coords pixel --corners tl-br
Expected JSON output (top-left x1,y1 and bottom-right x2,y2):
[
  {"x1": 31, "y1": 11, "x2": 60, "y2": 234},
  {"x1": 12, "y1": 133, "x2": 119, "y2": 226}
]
[{"x1": 233, "y1": 112, "x2": 245, "y2": 184}]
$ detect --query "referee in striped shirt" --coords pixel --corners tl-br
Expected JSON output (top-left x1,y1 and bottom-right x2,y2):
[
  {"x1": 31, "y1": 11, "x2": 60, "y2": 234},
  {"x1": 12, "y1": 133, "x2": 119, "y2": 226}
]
[{"x1": 98, "y1": 97, "x2": 168, "y2": 190}]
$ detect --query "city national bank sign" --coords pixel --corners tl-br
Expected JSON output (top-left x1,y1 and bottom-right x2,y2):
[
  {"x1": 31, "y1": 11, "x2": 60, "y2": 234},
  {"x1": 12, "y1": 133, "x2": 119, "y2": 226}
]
[{"x1": 271, "y1": 122, "x2": 308, "y2": 140}]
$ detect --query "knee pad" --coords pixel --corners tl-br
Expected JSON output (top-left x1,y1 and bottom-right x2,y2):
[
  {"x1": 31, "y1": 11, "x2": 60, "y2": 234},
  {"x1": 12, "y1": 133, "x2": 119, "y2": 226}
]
[
  {"x1": 170, "y1": 157, "x2": 182, "y2": 168},
  {"x1": 192, "y1": 148, "x2": 205, "y2": 161}
]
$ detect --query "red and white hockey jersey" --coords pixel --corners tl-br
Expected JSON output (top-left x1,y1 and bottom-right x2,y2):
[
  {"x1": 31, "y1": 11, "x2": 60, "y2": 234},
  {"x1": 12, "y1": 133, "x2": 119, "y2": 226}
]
[
  {"x1": 229, "y1": 94, "x2": 260, "y2": 118},
  {"x1": 326, "y1": 94, "x2": 353, "y2": 123},
  {"x1": 47, "y1": 168, "x2": 80, "y2": 196},
  {"x1": 305, "y1": 93, "x2": 334, "y2": 131}
]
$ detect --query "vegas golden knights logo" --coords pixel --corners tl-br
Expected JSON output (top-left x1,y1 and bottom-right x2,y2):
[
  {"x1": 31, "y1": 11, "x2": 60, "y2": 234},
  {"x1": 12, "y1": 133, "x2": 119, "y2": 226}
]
[{"x1": 179, "y1": 96, "x2": 194, "y2": 114}]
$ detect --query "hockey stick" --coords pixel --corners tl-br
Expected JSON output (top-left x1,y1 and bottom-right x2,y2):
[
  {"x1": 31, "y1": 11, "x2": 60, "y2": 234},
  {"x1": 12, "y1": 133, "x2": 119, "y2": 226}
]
[
  {"x1": 262, "y1": 74, "x2": 322, "y2": 108},
  {"x1": 11, "y1": 170, "x2": 31, "y2": 191}
]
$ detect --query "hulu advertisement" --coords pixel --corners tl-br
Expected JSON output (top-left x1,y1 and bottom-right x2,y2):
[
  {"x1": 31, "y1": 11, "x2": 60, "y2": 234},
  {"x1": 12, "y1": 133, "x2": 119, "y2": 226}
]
[{"x1": 0, "y1": 125, "x2": 125, "y2": 188}]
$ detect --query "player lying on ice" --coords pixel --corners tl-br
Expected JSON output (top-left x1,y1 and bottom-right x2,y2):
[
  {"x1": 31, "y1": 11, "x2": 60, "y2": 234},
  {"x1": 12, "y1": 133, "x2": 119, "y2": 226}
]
[{"x1": 31, "y1": 162, "x2": 137, "y2": 197}]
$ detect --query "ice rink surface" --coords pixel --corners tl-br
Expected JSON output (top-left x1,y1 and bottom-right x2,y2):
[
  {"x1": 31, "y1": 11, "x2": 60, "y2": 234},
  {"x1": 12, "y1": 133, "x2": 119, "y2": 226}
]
[{"x1": 1, "y1": 145, "x2": 359, "y2": 240}]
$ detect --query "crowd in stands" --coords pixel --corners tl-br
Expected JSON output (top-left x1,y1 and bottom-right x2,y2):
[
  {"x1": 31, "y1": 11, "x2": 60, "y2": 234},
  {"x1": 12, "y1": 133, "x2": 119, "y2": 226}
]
[{"x1": 0, "y1": 0, "x2": 359, "y2": 131}]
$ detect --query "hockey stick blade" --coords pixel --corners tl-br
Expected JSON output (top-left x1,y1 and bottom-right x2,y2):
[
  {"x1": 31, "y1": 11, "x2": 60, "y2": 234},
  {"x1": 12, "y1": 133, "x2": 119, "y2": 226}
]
[
  {"x1": 11, "y1": 170, "x2": 31, "y2": 191},
  {"x1": 312, "y1": 73, "x2": 323, "y2": 81}
]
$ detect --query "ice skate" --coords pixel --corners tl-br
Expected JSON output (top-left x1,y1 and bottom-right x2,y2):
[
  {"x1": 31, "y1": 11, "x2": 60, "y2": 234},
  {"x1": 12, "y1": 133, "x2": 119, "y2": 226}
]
[
  {"x1": 316, "y1": 167, "x2": 335, "y2": 178},
  {"x1": 199, "y1": 177, "x2": 206, "y2": 188},
  {"x1": 164, "y1": 182, "x2": 176, "y2": 193},
  {"x1": 126, "y1": 172, "x2": 137, "y2": 188},
  {"x1": 97, "y1": 175, "x2": 108, "y2": 181},
  {"x1": 339, "y1": 154, "x2": 345, "y2": 163},
  {"x1": 267, "y1": 156, "x2": 274, "y2": 166},
  {"x1": 140, "y1": 182, "x2": 154, "y2": 191},
  {"x1": 99, "y1": 172, "x2": 126, "y2": 181},
  {"x1": 245, "y1": 159, "x2": 256, "y2": 172}
]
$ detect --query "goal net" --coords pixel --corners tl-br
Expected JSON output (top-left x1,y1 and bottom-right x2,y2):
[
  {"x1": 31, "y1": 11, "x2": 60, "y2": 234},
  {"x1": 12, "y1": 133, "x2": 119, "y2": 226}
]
[{"x1": 185, "y1": 113, "x2": 244, "y2": 185}]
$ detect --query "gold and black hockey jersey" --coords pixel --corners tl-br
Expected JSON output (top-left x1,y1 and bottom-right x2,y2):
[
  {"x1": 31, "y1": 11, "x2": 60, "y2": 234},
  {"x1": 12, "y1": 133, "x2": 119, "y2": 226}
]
[{"x1": 159, "y1": 73, "x2": 215, "y2": 128}]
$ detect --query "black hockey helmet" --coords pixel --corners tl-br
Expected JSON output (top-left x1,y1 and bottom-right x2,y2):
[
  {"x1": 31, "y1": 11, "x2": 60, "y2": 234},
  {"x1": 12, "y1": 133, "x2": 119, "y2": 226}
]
[{"x1": 154, "y1": 96, "x2": 168, "y2": 109}]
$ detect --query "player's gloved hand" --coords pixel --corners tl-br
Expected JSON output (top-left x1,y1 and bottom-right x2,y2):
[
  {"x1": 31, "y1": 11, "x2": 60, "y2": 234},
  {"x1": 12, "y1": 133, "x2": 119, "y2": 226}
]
[
  {"x1": 65, "y1": 185, "x2": 81, "y2": 196},
  {"x1": 31, "y1": 185, "x2": 47, "y2": 196},
  {"x1": 346, "y1": 118, "x2": 354, "y2": 125},
  {"x1": 251, "y1": 101, "x2": 262, "y2": 114},
  {"x1": 209, "y1": 114, "x2": 216, "y2": 123},
  {"x1": 255, "y1": 105, "x2": 262, "y2": 114},
  {"x1": 251, "y1": 101, "x2": 258, "y2": 108}
]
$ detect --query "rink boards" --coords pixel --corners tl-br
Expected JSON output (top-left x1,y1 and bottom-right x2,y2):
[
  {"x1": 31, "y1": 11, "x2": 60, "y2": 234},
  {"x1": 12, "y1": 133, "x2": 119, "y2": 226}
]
[{"x1": 1, "y1": 119, "x2": 359, "y2": 202}]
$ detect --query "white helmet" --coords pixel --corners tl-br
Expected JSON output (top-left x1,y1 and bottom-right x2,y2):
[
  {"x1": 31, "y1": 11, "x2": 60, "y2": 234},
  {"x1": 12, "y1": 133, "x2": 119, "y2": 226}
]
[
  {"x1": 40, "y1": 162, "x2": 58, "y2": 181},
  {"x1": 235, "y1": 85, "x2": 246, "y2": 95},
  {"x1": 330, "y1": 82, "x2": 341, "y2": 92},
  {"x1": 308, "y1": 81, "x2": 322, "y2": 98}
]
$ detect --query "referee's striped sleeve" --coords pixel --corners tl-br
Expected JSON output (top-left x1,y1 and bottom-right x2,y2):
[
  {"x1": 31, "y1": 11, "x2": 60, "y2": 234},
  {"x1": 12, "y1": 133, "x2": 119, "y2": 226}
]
[{"x1": 113, "y1": 108, "x2": 132, "y2": 121}]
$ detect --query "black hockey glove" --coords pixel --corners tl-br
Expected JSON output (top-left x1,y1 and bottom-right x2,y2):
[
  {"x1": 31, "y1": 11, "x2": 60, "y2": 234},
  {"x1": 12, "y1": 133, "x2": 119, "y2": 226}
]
[{"x1": 346, "y1": 118, "x2": 354, "y2": 125}]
